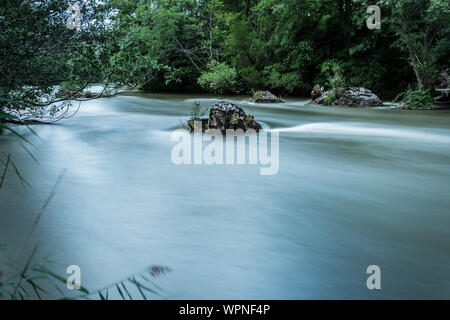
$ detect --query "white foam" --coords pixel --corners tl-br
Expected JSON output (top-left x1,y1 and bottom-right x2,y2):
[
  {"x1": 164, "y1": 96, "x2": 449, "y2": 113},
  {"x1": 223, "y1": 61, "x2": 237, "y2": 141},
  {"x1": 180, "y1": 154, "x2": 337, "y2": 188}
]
[{"x1": 272, "y1": 122, "x2": 450, "y2": 143}]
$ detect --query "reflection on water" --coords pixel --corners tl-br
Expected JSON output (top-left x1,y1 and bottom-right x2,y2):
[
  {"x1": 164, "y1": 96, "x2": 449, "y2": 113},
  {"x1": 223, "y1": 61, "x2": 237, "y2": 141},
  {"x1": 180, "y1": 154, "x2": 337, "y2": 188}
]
[{"x1": 1, "y1": 93, "x2": 450, "y2": 299}]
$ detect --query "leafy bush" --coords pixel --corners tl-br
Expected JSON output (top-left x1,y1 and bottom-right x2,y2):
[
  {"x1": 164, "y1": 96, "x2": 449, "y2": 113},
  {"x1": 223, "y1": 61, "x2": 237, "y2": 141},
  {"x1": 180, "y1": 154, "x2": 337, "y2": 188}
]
[
  {"x1": 317, "y1": 60, "x2": 346, "y2": 91},
  {"x1": 263, "y1": 64, "x2": 303, "y2": 94},
  {"x1": 329, "y1": 69, "x2": 346, "y2": 91},
  {"x1": 400, "y1": 88, "x2": 436, "y2": 109},
  {"x1": 240, "y1": 66, "x2": 264, "y2": 92},
  {"x1": 186, "y1": 102, "x2": 208, "y2": 131},
  {"x1": 83, "y1": 91, "x2": 95, "y2": 98},
  {"x1": 197, "y1": 60, "x2": 237, "y2": 94},
  {"x1": 190, "y1": 102, "x2": 207, "y2": 120},
  {"x1": 343, "y1": 60, "x2": 385, "y2": 92},
  {"x1": 323, "y1": 91, "x2": 337, "y2": 105}
]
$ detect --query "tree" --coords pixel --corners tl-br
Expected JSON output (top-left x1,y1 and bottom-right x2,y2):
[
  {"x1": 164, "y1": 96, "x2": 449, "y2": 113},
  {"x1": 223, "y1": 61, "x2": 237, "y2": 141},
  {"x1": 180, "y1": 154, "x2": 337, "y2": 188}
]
[
  {"x1": 0, "y1": 0, "x2": 160, "y2": 122},
  {"x1": 387, "y1": 0, "x2": 450, "y2": 89},
  {"x1": 2, "y1": 0, "x2": 448, "y2": 103},
  {"x1": 197, "y1": 60, "x2": 237, "y2": 94}
]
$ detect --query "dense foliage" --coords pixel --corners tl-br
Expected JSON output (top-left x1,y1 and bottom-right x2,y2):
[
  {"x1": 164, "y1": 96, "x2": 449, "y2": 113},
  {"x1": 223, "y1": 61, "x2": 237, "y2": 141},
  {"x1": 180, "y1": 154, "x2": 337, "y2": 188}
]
[
  {"x1": 0, "y1": 0, "x2": 449, "y2": 115},
  {"x1": 108, "y1": 0, "x2": 449, "y2": 100},
  {"x1": 0, "y1": 0, "x2": 161, "y2": 121}
]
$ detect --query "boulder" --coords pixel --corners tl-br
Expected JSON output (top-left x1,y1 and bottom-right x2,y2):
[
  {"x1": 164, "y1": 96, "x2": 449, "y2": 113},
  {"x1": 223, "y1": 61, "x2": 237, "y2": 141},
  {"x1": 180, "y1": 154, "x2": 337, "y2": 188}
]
[
  {"x1": 208, "y1": 100, "x2": 262, "y2": 132},
  {"x1": 313, "y1": 90, "x2": 334, "y2": 105},
  {"x1": 313, "y1": 87, "x2": 382, "y2": 107},
  {"x1": 311, "y1": 85, "x2": 324, "y2": 100},
  {"x1": 252, "y1": 91, "x2": 282, "y2": 103}
]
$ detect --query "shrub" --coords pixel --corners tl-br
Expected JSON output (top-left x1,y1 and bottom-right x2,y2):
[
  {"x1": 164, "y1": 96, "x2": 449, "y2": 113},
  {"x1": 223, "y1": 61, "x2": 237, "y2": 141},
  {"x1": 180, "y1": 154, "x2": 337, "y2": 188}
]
[
  {"x1": 323, "y1": 91, "x2": 337, "y2": 105},
  {"x1": 190, "y1": 101, "x2": 207, "y2": 120},
  {"x1": 197, "y1": 60, "x2": 237, "y2": 94},
  {"x1": 317, "y1": 60, "x2": 346, "y2": 90},
  {"x1": 83, "y1": 91, "x2": 95, "y2": 98},
  {"x1": 400, "y1": 88, "x2": 436, "y2": 109},
  {"x1": 240, "y1": 66, "x2": 263, "y2": 92},
  {"x1": 186, "y1": 102, "x2": 208, "y2": 131}
]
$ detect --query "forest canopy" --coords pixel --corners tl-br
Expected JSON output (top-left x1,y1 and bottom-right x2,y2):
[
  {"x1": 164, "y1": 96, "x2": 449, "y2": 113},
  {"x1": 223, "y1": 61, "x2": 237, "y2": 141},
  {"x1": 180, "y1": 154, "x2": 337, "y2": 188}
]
[{"x1": 0, "y1": 0, "x2": 449, "y2": 120}]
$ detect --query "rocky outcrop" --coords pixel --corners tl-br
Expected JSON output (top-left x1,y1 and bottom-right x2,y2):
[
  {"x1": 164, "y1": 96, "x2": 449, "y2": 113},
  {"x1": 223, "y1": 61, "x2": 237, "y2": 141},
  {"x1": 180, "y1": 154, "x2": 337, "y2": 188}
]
[
  {"x1": 208, "y1": 101, "x2": 262, "y2": 132},
  {"x1": 252, "y1": 91, "x2": 282, "y2": 103},
  {"x1": 311, "y1": 85, "x2": 324, "y2": 100},
  {"x1": 188, "y1": 101, "x2": 262, "y2": 133},
  {"x1": 312, "y1": 87, "x2": 382, "y2": 107}
]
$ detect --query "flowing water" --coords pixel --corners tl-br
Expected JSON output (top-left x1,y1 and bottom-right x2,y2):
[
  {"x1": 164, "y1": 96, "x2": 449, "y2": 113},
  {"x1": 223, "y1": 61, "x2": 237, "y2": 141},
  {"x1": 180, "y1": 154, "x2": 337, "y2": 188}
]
[{"x1": 1, "y1": 93, "x2": 450, "y2": 299}]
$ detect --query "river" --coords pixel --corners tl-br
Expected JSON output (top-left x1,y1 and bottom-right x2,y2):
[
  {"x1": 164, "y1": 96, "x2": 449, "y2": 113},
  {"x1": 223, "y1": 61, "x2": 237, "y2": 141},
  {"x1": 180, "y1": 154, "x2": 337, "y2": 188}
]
[{"x1": 1, "y1": 93, "x2": 450, "y2": 299}]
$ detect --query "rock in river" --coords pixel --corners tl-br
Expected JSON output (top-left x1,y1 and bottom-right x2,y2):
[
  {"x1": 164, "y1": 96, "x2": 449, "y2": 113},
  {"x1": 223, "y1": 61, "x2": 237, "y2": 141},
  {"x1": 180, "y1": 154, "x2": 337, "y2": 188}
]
[
  {"x1": 313, "y1": 87, "x2": 383, "y2": 107},
  {"x1": 311, "y1": 85, "x2": 325, "y2": 100},
  {"x1": 252, "y1": 91, "x2": 282, "y2": 103},
  {"x1": 208, "y1": 101, "x2": 262, "y2": 132}
]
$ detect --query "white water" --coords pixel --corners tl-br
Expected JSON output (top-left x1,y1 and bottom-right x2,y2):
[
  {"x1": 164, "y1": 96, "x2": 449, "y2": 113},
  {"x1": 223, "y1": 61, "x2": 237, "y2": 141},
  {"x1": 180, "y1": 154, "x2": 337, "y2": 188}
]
[{"x1": 273, "y1": 122, "x2": 450, "y2": 143}]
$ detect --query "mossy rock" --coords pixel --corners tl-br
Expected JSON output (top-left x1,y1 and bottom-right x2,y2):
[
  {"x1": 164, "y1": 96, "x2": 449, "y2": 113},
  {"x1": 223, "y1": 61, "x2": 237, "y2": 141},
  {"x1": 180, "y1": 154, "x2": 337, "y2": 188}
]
[{"x1": 252, "y1": 91, "x2": 282, "y2": 103}]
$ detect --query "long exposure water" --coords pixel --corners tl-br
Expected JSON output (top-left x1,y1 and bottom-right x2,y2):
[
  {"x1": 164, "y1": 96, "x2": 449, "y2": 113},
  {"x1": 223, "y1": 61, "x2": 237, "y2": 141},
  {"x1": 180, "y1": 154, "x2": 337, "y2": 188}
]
[{"x1": 1, "y1": 93, "x2": 450, "y2": 299}]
